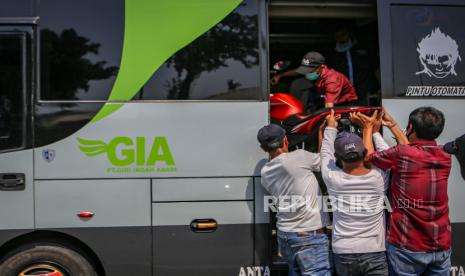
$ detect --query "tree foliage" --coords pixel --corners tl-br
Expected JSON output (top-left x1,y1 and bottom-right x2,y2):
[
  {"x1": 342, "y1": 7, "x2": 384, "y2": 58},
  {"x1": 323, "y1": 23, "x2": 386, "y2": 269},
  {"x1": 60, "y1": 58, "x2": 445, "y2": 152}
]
[
  {"x1": 165, "y1": 9, "x2": 259, "y2": 100},
  {"x1": 41, "y1": 29, "x2": 118, "y2": 100}
]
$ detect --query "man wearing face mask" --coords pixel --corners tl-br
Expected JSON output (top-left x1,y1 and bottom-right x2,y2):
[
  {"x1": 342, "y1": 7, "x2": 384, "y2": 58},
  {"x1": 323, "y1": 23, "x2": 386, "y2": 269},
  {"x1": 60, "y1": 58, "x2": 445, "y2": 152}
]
[
  {"x1": 330, "y1": 26, "x2": 379, "y2": 106},
  {"x1": 271, "y1": 51, "x2": 358, "y2": 108},
  {"x1": 362, "y1": 107, "x2": 452, "y2": 276}
]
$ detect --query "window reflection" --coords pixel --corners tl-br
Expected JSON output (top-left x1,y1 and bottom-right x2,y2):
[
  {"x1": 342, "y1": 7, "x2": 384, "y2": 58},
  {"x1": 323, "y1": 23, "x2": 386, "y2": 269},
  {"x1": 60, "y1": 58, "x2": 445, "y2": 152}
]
[
  {"x1": 39, "y1": 0, "x2": 123, "y2": 101},
  {"x1": 136, "y1": 0, "x2": 260, "y2": 101},
  {"x1": 40, "y1": 29, "x2": 118, "y2": 100},
  {"x1": 39, "y1": 0, "x2": 260, "y2": 101},
  {"x1": 0, "y1": 35, "x2": 23, "y2": 150}
]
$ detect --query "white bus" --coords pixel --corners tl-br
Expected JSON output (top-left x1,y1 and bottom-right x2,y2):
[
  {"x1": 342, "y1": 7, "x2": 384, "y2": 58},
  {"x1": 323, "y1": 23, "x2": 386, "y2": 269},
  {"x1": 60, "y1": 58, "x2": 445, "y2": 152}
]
[{"x1": 0, "y1": 0, "x2": 462, "y2": 275}]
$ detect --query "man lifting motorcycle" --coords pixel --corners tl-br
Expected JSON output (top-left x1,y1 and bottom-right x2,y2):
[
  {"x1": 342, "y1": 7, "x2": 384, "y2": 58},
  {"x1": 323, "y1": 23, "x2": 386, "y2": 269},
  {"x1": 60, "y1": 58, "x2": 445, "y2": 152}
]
[{"x1": 271, "y1": 52, "x2": 359, "y2": 108}]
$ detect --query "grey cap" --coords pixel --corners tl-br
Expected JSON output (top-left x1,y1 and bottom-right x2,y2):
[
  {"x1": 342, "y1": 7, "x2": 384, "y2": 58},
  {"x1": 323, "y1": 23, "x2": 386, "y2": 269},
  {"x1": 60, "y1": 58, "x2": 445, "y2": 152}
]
[
  {"x1": 334, "y1": 132, "x2": 366, "y2": 161},
  {"x1": 257, "y1": 124, "x2": 286, "y2": 150},
  {"x1": 296, "y1": 51, "x2": 325, "y2": 75}
]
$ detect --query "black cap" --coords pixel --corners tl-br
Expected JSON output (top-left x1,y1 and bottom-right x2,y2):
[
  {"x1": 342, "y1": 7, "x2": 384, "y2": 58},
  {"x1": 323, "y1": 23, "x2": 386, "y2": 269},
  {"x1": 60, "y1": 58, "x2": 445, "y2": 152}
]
[
  {"x1": 334, "y1": 132, "x2": 366, "y2": 161},
  {"x1": 444, "y1": 134, "x2": 465, "y2": 180},
  {"x1": 257, "y1": 124, "x2": 286, "y2": 151},
  {"x1": 296, "y1": 51, "x2": 325, "y2": 75}
]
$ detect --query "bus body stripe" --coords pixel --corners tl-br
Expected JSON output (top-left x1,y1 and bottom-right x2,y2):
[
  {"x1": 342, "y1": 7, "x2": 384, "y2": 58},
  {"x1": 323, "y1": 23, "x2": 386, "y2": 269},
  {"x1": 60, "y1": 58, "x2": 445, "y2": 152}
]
[{"x1": 91, "y1": 0, "x2": 242, "y2": 123}]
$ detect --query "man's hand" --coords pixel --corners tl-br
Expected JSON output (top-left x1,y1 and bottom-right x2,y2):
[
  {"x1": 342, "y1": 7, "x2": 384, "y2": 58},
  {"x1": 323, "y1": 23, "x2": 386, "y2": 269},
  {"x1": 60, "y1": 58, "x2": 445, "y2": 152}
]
[
  {"x1": 352, "y1": 111, "x2": 379, "y2": 156},
  {"x1": 326, "y1": 109, "x2": 339, "y2": 128},
  {"x1": 271, "y1": 74, "x2": 281, "y2": 85},
  {"x1": 381, "y1": 108, "x2": 408, "y2": 145},
  {"x1": 319, "y1": 118, "x2": 328, "y2": 133},
  {"x1": 373, "y1": 111, "x2": 383, "y2": 133},
  {"x1": 318, "y1": 119, "x2": 327, "y2": 152},
  {"x1": 349, "y1": 110, "x2": 379, "y2": 130},
  {"x1": 349, "y1": 112, "x2": 363, "y2": 127},
  {"x1": 381, "y1": 109, "x2": 397, "y2": 129}
]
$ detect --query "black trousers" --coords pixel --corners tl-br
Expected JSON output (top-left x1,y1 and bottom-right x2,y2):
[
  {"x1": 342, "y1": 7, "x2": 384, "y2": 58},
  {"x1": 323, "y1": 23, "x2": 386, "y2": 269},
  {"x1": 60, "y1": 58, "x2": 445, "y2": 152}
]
[{"x1": 333, "y1": 251, "x2": 389, "y2": 276}]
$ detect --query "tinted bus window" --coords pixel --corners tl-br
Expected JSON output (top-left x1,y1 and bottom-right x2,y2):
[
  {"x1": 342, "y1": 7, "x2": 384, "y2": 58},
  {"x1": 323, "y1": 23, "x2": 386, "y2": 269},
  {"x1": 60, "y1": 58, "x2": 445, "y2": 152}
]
[
  {"x1": 39, "y1": 0, "x2": 123, "y2": 101},
  {"x1": 391, "y1": 5, "x2": 465, "y2": 97},
  {"x1": 0, "y1": 35, "x2": 24, "y2": 150},
  {"x1": 134, "y1": 0, "x2": 261, "y2": 101},
  {"x1": 0, "y1": 0, "x2": 34, "y2": 17}
]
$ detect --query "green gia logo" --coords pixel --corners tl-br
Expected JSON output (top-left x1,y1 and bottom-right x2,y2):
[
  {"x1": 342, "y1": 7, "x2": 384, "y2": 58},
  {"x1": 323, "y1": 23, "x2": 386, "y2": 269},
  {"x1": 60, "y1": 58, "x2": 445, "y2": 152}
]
[{"x1": 77, "y1": 137, "x2": 176, "y2": 173}]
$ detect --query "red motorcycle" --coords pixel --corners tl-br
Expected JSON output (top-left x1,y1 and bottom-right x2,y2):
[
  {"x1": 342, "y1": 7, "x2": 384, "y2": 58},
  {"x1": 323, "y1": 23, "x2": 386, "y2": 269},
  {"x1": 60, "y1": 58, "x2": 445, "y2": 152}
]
[{"x1": 270, "y1": 61, "x2": 381, "y2": 150}]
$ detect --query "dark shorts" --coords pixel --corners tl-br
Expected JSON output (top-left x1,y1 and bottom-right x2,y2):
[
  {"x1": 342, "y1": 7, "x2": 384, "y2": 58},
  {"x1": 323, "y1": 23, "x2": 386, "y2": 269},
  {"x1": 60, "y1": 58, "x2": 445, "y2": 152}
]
[{"x1": 333, "y1": 251, "x2": 388, "y2": 276}]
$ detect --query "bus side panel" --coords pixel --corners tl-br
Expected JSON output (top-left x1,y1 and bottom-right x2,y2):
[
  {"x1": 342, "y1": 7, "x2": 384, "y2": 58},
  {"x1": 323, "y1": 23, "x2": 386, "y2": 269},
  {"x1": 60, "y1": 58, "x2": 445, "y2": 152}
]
[
  {"x1": 383, "y1": 99, "x2": 465, "y2": 270},
  {"x1": 48, "y1": 227, "x2": 152, "y2": 276},
  {"x1": 34, "y1": 179, "x2": 152, "y2": 275},
  {"x1": 254, "y1": 177, "x2": 272, "y2": 268},
  {"x1": 451, "y1": 224, "x2": 465, "y2": 273},
  {"x1": 34, "y1": 102, "x2": 268, "y2": 179},
  {"x1": 0, "y1": 150, "x2": 34, "y2": 230},
  {"x1": 153, "y1": 201, "x2": 254, "y2": 275}
]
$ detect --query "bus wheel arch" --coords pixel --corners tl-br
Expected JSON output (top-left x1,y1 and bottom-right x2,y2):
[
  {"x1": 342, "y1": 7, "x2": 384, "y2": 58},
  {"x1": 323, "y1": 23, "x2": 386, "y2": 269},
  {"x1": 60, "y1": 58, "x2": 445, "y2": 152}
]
[{"x1": 0, "y1": 230, "x2": 105, "y2": 276}]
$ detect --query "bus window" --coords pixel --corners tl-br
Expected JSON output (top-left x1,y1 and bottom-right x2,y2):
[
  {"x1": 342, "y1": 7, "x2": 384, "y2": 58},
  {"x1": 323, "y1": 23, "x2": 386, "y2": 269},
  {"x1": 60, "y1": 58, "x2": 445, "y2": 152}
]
[
  {"x1": 134, "y1": 0, "x2": 261, "y2": 101},
  {"x1": 0, "y1": 35, "x2": 24, "y2": 150},
  {"x1": 39, "y1": 0, "x2": 123, "y2": 101},
  {"x1": 0, "y1": 0, "x2": 34, "y2": 18}
]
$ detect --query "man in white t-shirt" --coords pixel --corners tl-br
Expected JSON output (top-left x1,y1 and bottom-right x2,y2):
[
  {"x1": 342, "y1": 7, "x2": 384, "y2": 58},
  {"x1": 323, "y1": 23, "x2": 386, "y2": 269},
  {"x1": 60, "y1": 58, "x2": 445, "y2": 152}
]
[
  {"x1": 258, "y1": 124, "x2": 332, "y2": 276},
  {"x1": 320, "y1": 110, "x2": 389, "y2": 275}
]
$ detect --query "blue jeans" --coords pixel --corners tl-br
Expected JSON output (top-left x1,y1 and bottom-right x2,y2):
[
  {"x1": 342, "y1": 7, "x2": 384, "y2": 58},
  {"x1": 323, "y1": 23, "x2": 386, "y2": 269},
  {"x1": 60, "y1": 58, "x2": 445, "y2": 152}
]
[
  {"x1": 277, "y1": 230, "x2": 332, "y2": 276},
  {"x1": 387, "y1": 242, "x2": 451, "y2": 276},
  {"x1": 333, "y1": 251, "x2": 388, "y2": 276}
]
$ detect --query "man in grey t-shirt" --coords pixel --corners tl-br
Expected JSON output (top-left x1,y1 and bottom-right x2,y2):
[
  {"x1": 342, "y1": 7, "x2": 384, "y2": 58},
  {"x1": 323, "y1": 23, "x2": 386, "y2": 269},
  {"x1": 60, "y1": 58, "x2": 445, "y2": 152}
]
[
  {"x1": 258, "y1": 124, "x2": 331, "y2": 276},
  {"x1": 321, "y1": 110, "x2": 389, "y2": 275}
]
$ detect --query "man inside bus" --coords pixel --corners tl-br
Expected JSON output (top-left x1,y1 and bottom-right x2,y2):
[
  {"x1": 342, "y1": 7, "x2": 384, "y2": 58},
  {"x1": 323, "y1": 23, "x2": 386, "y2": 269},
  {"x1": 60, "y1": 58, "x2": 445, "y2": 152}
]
[
  {"x1": 257, "y1": 124, "x2": 332, "y2": 276},
  {"x1": 329, "y1": 25, "x2": 379, "y2": 106},
  {"x1": 360, "y1": 107, "x2": 452, "y2": 276},
  {"x1": 270, "y1": 52, "x2": 359, "y2": 108}
]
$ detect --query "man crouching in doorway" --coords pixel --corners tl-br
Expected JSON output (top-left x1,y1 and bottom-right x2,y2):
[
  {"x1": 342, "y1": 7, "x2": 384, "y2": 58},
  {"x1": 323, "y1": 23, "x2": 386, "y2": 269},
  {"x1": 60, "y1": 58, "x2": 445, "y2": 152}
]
[{"x1": 258, "y1": 124, "x2": 332, "y2": 276}]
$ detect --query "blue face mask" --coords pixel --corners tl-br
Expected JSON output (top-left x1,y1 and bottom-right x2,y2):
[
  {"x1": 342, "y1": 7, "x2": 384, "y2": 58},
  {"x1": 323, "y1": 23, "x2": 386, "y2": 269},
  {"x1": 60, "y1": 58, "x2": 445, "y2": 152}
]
[
  {"x1": 305, "y1": 72, "x2": 320, "y2": 81},
  {"x1": 335, "y1": 39, "x2": 354, "y2": 53}
]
